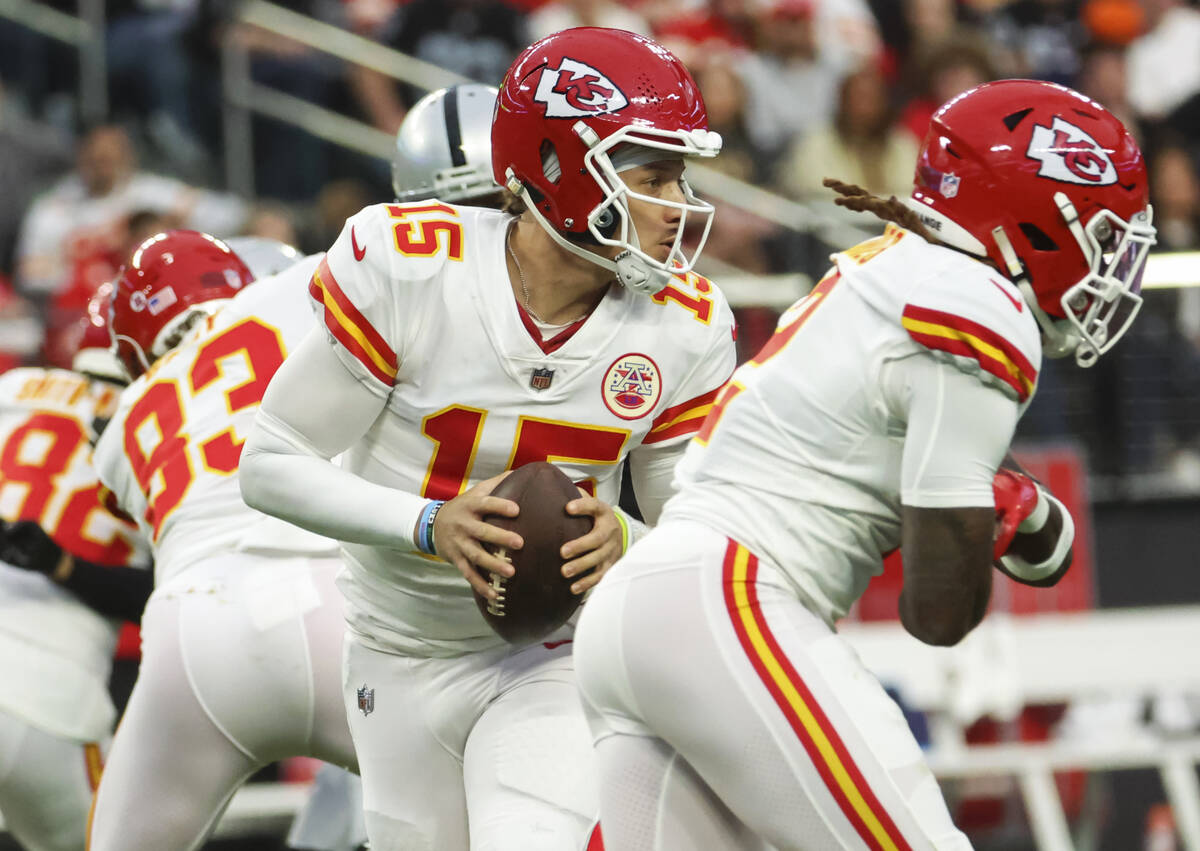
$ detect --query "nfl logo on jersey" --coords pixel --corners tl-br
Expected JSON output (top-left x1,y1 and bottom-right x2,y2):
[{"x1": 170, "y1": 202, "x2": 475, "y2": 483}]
[
  {"x1": 530, "y1": 367, "x2": 554, "y2": 391},
  {"x1": 356, "y1": 684, "x2": 374, "y2": 716}
]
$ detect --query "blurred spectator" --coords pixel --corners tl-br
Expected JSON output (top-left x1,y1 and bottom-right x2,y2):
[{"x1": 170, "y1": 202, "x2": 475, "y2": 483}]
[
  {"x1": 106, "y1": 0, "x2": 207, "y2": 175},
  {"x1": 14, "y1": 124, "x2": 246, "y2": 303},
  {"x1": 811, "y1": 0, "x2": 883, "y2": 74},
  {"x1": 1151, "y1": 145, "x2": 1200, "y2": 251},
  {"x1": 0, "y1": 81, "x2": 73, "y2": 276},
  {"x1": 0, "y1": 275, "x2": 42, "y2": 372},
  {"x1": 691, "y1": 56, "x2": 775, "y2": 273},
  {"x1": 777, "y1": 64, "x2": 919, "y2": 203},
  {"x1": 898, "y1": 36, "x2": 998, "y2": 140},
  {"x1": 654, "y1": 0, "x2": 758, "y2": 64},
  {"x1": 1126, "y1": 0, "x2": 1200, "y2": 123},
  {"x1": 528, "y1": 0, "x2": 652, "y2": 41},
  {"x1": 351, "y1": 0, "x2": 527, "y2": 135},
  {"x1": 737, "y1": 0, "x2": 844, "y2": 164},
  {"x1": 1075, "y1": 42, "x2": 1139, "y2": 135},
  {"x1": 244, "y1": 202, "x2": 301, "y2": 247},
  {"x1": 298, "y1": 179, "x2": 373, "y2": 255},
  {"x1": 1080, "y1": 0, "x2": 1144, "y2": 45},
  {"x1": 981, "y1": 0, "x2": 1086, "y2": 85}
]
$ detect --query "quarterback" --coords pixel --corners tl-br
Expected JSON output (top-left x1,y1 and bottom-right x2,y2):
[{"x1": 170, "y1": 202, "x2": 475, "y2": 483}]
[
  {"x1": 574, "y1": 80, "x2": 1156, "y2": 849},
  {"x1": 241, "y1": 27, "x2": 735, "y2": 850},
  {"x1": 89, "y1": 232, "x2": 357, "y2": 851}
]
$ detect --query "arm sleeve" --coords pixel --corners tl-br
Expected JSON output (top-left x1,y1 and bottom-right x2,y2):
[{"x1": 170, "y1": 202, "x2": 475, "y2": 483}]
[
  {"x1": 882, "y1": 352, "x2": 1019, "y2": 509},
  {"x1": 240, "y1": 327, "x2": 430, "y2": 549},
  {"x1": 59, "y1": 561, "x2": 153, "y2": 623},
  {"x1": 626, "y1": 440, "x2": 687, "y2": 528}
]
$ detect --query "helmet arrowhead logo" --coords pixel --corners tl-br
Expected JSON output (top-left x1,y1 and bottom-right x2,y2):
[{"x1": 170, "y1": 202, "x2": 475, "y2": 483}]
[
  {"x1": 1027, "y1": 117, "x2": 1117, "y2": 186},
  {"x1": 534, "y1": 58, "x2": 628, "y2": 118}
]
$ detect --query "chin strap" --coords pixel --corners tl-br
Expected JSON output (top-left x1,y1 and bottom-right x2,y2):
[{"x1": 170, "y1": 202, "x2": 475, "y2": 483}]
[{"x1": 508, "y1": 172, "x2": 674, "y2": 297}]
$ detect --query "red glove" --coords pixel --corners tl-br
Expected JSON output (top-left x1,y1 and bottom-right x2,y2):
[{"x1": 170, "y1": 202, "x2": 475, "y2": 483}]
[{"x1": 992, "y1": 468, "x2": 1041, "y2": 560}]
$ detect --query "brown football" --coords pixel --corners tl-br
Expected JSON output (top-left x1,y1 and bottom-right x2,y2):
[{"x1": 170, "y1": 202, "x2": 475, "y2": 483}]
[{"x1": 476, "y1": 461, "x2": 594, "y2": 644}]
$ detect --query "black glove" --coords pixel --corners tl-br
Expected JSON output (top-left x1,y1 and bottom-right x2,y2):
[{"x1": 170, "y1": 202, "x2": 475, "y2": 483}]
[{"x1": 0, "y1": 520, "x2": 64, "y2": 576}]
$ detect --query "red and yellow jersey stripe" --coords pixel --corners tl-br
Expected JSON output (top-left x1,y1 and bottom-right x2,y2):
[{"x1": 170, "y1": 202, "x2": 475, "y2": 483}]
[
  {"x1": 901, "y1": 305, "x2": 1037, "y2": 402},
  {"x1": 643, "y1": 384, "x2": 724, "y2": 445},
  {"x1": 308, "y1": 258, "x2": 398, "y2": 386},
  {"x1": 722, "y1": 540, "x2": 914, "y2": 851}
]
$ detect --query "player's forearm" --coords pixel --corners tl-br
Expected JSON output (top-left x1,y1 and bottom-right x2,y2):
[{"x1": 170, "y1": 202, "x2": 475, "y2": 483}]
[{"x1": 241, "y1": 412, "x2": 428, "y2": 550}]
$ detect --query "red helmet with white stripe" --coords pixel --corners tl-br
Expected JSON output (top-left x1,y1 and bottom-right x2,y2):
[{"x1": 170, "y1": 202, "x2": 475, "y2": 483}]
[
  {"x1": 905, "y1": 79, "x2": 1156, "y2": 365},
  {"x1": 492, "y1": 27, "x2": 723, "y2": 295},
  {"x1": 109, "y1": 230, "x2": 253, "y2": 378}
]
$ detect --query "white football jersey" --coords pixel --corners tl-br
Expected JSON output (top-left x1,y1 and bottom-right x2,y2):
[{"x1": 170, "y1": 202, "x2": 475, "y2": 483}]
[
  {"x1": 0, "y1": 367, "x2": 150, "y2": 740},
  {"x1": 310, "y1": 202, "x2": 737, "y2": 656},
  {"x1": 94, "y1": 255, "x2": 337, "y2": 586},
  {"x1": 665, "y1": 225, "x2": 1043, "y2": 624}
]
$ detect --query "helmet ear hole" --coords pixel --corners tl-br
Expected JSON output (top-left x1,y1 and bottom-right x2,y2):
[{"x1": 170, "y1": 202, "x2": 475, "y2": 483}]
[
  {"x1": 540, "y1": 139, "x2": 561, "y2": 184},
  {"x1": 1019, "y1": 222, "x2": 1059, "y2": 251}
]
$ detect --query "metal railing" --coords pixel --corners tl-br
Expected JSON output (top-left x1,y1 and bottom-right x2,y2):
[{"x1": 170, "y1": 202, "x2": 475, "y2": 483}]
[
  {"x1": 0, "y1": 0, "x2": 106, "y2": 121},
  {"x1": 223, "y1": 0, "x2": 875, "y2": 261}
]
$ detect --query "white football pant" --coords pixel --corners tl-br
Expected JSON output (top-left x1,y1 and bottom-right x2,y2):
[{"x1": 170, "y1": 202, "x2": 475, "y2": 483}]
[
  {"x1": 575, "y1": 520, "x2": 973, "y2": 851},
  {"x1": 0, "y1": 710, "x2": 102, "y2": 851},
  {"x1": 88, "y1": 556, "x2": 356, "y2": 851},
  {"x1": 344, "y1": 632, "x2": 602, "y2": 851}
]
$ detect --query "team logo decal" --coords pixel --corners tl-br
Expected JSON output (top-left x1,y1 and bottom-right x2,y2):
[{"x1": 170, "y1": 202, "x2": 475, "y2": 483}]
[
  {"x1": 530, "y1": 367, "x2": 555, "y2": 391},
  {"x1": 129, "y1": 291, "x2": 148, "y2": 313},
  {"x1": 357, "y1": 684, "x2": 374, "y2": 716},
  {"x1": 602, "y1": 353, "x2": 661, "y2": 420},
  {"x1": 939, "y1": 172, "x2": 960, "y2": 198},
  {"x1": 1026, "y1": 117, "x2": 1117, "y2": 186},
  {"x1": 534, "y1": 57, "x2": 628, "y2": 119}
]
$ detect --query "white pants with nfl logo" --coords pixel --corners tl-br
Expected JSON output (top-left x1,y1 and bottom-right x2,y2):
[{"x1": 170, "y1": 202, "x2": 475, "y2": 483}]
[
  {"x1": 344, "y1": 631, "x2": 602, "y2": 851},
  {"x1": 575, "y1": 520, "x2": 973, "y2": 851},
  {"x1": 88, "y1": 555, "x2": 356, "y2": 851}
]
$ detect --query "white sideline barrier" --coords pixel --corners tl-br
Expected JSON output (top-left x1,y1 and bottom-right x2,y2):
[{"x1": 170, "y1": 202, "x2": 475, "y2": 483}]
[{"x1": 840, "y1": 606, "x2": 1200, "y2": 851}]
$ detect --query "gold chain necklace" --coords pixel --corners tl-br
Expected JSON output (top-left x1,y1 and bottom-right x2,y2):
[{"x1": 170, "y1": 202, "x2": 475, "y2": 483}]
[{"x1": 507, "y1": 229, "x2": 588, "y2": 327}]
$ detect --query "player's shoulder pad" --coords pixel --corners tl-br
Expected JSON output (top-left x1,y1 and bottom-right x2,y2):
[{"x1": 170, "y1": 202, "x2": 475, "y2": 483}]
[
  {"x1": 901, "y1": 251, "x2": 1042, "y2": 404},
  {"x1": 329, "y1": 201, "x2": 475, "y2": 285},
  {"x1": 0, "y1": 366, "x2": 91, "y2": 413},
  {"x1": 644, "y1": 268, "x2": 737, "y2": 348}
]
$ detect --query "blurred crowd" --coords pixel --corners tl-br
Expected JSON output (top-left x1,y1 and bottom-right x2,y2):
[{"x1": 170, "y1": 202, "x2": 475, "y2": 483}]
[{"x1": 0, "y1": 0, "x2": 1199, "y2": 490}]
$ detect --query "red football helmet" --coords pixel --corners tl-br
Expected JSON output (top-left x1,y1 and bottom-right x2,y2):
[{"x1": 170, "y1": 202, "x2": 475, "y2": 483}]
[
  {"x1": 492, "y1": 27, "x2": 723, "y2": 295},
  {"x1": 109, "y1": 230, "x2": 253, "y2": 378},
  {"x1": 906, "y1": 79, "x2": 1156, "y2": 365},
  {"x1": 70, "y1": 282, "x2": 129, "y2": 383}
]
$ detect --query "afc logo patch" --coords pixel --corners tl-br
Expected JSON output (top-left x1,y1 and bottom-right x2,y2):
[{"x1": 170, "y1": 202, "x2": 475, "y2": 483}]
[
  {"x1": 534, "y1": 57, "x2": 628, "y2": 119},
  {"x1": 1026, "y1": 116, "x2": 1117, "y2": 186},
  {"x1": 356, "y1": 684, "x2": 374, "y2": 717},
  {"x1": 602, "y1": 353, "x2": 661, "y2": 420}
]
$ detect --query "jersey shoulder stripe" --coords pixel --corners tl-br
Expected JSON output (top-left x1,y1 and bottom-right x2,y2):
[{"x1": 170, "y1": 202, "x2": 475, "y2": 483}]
[
  {"x1": 644, "y1": 382, "x2": 725, "y2": 444},
  {"x1": 309, "y1": 256, "x2": 397, "y2": 386},
  {"x1": 901, "y1": 304, "x2": 1038, "y2": 402}
]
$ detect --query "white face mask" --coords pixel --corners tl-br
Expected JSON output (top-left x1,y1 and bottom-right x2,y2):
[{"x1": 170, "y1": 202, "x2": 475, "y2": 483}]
[
  {"x1": 509, "y1": 122, "x2": 723, "y2": 296},
  {"x1": 1053, "y1": 196, "x2": 1156, "y2": 366}
]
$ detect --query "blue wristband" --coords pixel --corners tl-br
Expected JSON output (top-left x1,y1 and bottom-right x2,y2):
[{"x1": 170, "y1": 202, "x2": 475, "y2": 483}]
[{"x1": 415, "y1": 500, "x2": 445, "y2": 555}]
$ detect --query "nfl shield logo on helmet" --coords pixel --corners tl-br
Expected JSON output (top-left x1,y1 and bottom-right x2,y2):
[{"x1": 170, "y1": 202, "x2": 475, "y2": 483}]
[
  {"x1": 534, "y1": 58, "x2": 628, "y2": 119},
  {"x1": 356, "y1": 684, "x2": 374, "y2": 717},
  {"x1": 601, "y1": 353, "x2": 662, "y2": 420},
  {"x1": 530, "y1": 367, "x2": 555, "y2": 390},
  {"x1": 939, "y1": 172, "x2": 960, "y2": 198}
]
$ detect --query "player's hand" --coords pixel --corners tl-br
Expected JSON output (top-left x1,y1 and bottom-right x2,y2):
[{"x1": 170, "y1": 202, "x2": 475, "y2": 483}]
[
  {"x1": 0, "y1": 520, "x2": 64, "y2": 576},
  {"x1": 561, "y1": 492, "x2": 623, "y2": 595},
  {"x1": 992, "y1": 468, "x2": 1041, "y2": 560},
  {"x1": 432, "y1": 472, "x2": 523, "y2": 600}
]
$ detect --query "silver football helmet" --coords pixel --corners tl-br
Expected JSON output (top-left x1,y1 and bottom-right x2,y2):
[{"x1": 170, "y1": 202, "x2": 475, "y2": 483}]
[
  {"x1": 392, "y1": 84, "x2": 501, "y2": 204},
  {"x1": 224, "y1": 236, "x2": 303, "y2": 280}
]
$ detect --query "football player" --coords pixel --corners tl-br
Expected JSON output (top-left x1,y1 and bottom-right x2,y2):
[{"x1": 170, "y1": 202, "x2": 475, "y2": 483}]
[
  {"x1": 573, "y1": 79, "x2": 1156, "y2": 850},
  {"x1": 240, "y1": 28, "x2": 736, "y2": 850},
  {"x1": 0, "y1": 304, "x2": 150, "y2": 851},
  {"x1": 286, "y1": 82, "x2": 501, "y2": 851},
  {"x1": 87, "y1": 231, "x2": 358, "y2": 851}
]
